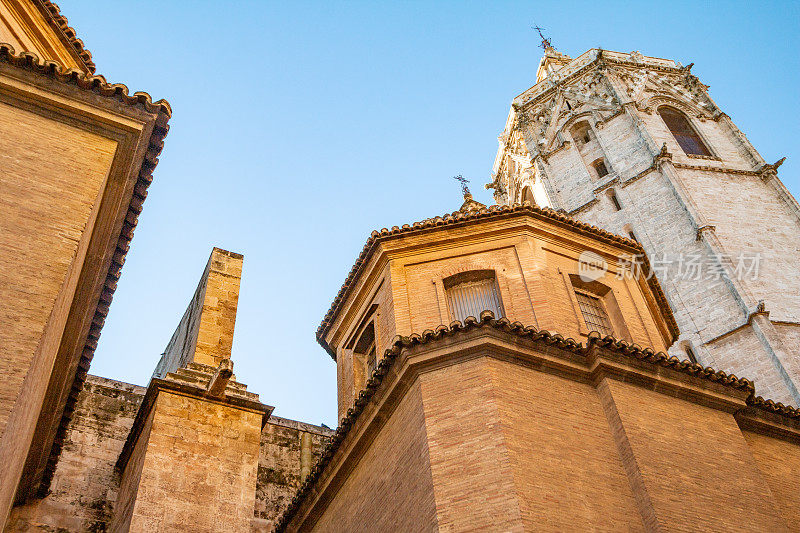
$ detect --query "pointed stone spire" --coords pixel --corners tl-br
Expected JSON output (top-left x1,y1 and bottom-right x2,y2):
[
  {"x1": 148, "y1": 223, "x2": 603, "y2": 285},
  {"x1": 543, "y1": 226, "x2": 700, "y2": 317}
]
[{"x1": 536, "y1": 46, "x2": 572, "y2": 83}]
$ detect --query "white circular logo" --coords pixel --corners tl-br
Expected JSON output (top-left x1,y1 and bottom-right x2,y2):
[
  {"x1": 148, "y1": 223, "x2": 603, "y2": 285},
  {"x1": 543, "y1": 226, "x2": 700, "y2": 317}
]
[{"x1": 578, "y1": 250, "x2": 608, "y2": 282}]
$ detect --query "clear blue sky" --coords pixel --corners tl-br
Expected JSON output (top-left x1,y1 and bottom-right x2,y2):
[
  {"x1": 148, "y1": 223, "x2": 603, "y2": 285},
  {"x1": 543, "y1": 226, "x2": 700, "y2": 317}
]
[{"x1": 68, "y1": 0, "x2": 799, "y2": 428}]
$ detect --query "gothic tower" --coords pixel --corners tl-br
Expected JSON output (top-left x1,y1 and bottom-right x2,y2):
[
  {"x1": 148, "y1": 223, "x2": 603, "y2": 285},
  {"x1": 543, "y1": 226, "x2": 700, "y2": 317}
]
[{"x1": 488, "y1": 47, "x2": 800, "y2": 406}]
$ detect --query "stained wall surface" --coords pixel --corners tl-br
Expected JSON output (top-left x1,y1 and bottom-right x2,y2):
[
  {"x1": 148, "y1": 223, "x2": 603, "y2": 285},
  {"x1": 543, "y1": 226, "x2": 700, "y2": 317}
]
[
  {"x1": 255, "y1": 417, "x2": 332, "y2": 528},
  {"x1": 5, "y1": 376, "x2": 333, "y2": 533},
  {"x1": 6, "y1": 376, "x2": 144, "y2": 532}
]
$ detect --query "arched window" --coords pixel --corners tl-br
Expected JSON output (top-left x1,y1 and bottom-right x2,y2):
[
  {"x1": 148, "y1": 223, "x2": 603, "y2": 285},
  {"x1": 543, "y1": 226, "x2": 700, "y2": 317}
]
[
  {"x1": 444, "y1": 270, "x2": 505, "y2": 322},
  {"x1": 521, "y1": 186, "x2": 536, "y2": 205},
  {"x1": 658, "y1": 106, "x2": 711, "y2": 156},
  {"x1": 570, "y1": 121, "x2": 593, "y2": 146},
  {"x1": 592, "y1": 158, "x2": 609, "y2": 178}
]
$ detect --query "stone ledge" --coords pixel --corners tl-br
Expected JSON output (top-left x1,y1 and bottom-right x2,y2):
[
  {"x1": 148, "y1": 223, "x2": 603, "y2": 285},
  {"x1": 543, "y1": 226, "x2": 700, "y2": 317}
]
[{"x1": 115, "y1": 371, "x2": 273, "y2": 474}]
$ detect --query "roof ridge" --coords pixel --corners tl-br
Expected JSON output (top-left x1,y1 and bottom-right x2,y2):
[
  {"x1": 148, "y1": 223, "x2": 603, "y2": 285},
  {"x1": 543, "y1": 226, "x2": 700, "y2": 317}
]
[
  {"x1": 316, "y1": 201, "x2": 679, "y2": 354},
  {"x1": 33, "y1": 0, "x2": 96, "y2": 73},
  {"x1": 277, "y1": 313, "x2": 760, "y2": 531}
]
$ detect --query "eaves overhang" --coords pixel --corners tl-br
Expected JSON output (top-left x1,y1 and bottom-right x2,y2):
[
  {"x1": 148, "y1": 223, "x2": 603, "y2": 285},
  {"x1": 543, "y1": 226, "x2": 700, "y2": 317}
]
[
  {"x1": 316, "y1": 202, "x2": 680, "y2": 360},
  {"x1": 0, "y1": 43, "x2": 171, "y2": 500}
]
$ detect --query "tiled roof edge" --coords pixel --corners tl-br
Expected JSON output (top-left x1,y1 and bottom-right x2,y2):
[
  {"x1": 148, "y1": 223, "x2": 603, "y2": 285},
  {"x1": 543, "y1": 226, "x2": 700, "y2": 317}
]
[
  {"x1": 0, "y1": 43, "x2": 173, "y2": 495},
  {"x1": 279, "y1": 312, "x2": 751, "y2": 531},
  {"x1": 316, "y1": 201, "x2": 679, "y2": 357},
  {"x1": 747, "y1": 395, "x2": 800, "y2": 420},
  {"x1": 0, "y1": 43, "x2": 171, "y2": 116},
  {"x1": 33, "y1": 0, "x2": 96, "y2": 73}
]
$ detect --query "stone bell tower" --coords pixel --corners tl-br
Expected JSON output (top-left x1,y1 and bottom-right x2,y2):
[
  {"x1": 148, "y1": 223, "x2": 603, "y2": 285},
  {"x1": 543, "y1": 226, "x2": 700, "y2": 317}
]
[{"x1": 488, "y1": 47, "x2": 800, "y2": 406}]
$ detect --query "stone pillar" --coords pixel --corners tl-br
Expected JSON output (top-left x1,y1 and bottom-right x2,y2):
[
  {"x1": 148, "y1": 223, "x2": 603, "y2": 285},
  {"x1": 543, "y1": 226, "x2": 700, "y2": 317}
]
[
  {"x1": 111, "y1": 364, "x2": 271, "y2": 532},
  {"x1": 152, "y1": 248, "x2": 244, "y2": 378},
  {"x1": 110, "y1": 248, "x2": 271, "y2": 532}
]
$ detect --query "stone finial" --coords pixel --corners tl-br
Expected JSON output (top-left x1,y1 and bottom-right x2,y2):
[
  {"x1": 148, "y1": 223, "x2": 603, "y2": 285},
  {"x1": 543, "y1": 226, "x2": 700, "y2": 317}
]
[{"x1": 459, "y1": 191, "x2": 486, "y2": 213}]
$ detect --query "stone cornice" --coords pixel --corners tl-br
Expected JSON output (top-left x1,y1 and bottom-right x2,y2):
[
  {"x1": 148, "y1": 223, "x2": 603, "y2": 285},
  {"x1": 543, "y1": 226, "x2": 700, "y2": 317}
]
[
  {"x1": 736, "y1": 397, "x2": 800, "y2": 443},
  {"x1": 673, "y1": 162, "x2": 760, "y2": 176},
  {"x1": 277, "y1": 313, "x2": 792, "y2": 532},
  {"x1": 116, "y1": 364, "x2": 273, "y2": 474}
]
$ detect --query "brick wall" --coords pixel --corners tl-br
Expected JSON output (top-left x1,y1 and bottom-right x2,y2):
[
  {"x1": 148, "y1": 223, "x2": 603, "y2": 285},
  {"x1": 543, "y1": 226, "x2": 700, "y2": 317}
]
[
  {"x1": 309, "y1": 380, "x2": 438, "y2": 532},
  {"x1": 598, "y1": 379, "x2": 787, "y2": 531},
  {"x1": 740, "y1": 429, "x2": 800, "y2": 526},
  {"x1": 0, "y1": 101, "x2": 116, "y2": 433},
  {"x1": 330, "y1": 219, "x2": 674, "y2": 419}
]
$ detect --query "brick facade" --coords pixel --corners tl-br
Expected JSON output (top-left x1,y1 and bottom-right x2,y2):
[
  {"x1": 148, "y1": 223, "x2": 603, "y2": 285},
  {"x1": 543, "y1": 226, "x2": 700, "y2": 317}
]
[{"x1": 3, "y1": 4, "x2": 799, "y2": 530}]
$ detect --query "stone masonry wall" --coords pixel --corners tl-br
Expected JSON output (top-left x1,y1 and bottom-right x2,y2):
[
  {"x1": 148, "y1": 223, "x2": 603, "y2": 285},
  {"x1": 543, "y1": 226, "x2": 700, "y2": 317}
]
[
  {"x1": 153, "y1": 248, "x2": 243, "y2": 379},
  {"x1": 255, "y1": 417, "x2": 333, "y2": 530},
  {"x1": 120, "y1": 390, "x2": 263, "y2": 533},
  {"x1": 6, "y1": 376, "x2": 145, "y2": 532},
  {"x1": 6, "y1": 376, "x2": 332, "y2": 533},
  {"x1": 507, "y1": 64, "x2": 800, "y2": 403}
]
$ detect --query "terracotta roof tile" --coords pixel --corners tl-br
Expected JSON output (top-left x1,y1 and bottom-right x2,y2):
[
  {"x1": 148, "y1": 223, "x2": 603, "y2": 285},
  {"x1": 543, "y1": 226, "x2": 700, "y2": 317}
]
[
  {"x1": 316, "y1": 202, "x2": 680, "y2": 358},
  {"x1": 33, "y1": 0, "x2": 96, "y2": 73},
  {"x1": 747, "y1": 395, "x2": 800, "y2": 420}
]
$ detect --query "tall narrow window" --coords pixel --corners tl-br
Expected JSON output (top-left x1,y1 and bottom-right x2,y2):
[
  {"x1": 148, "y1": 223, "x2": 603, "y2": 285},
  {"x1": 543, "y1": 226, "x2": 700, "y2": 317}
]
[
  {"x1": 444, "y1": 270, "x2": 505, "y2": 322},
  {"x1": 353, "y1": 322, "x2": 376, "y2": 376},
  {"x1": 593, "y1": 159, "x2": 609, "y2": 178},
  {"x1": 608, "y1": 189, "x2": 622, "y2": 211},
  {"x1": 658, "y1": 106, "x2": 711, "y2": 156},
  {"x1": 684, "y1": 344, "x2": 698, "y2": 364},
  {"x1": 574, "y1": 291, "x2": 614, "y2": 337}
]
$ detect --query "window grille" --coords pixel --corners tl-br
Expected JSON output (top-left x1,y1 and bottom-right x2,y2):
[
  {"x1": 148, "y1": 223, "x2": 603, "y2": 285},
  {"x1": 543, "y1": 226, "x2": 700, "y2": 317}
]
[
  {"x1": 575, "y1": 291, "x2": 614, "y2": 337},
  {"x1": 446, "y1": 274, "x2": 505, "y2": 322},
  {"x1": 658, "y1": 106, "x2": 711, "y2": 156}
]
